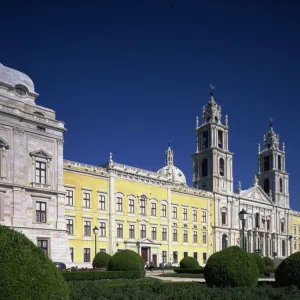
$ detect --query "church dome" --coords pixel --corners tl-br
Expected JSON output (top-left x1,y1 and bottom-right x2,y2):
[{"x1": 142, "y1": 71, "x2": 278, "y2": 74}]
[
  {"x1": 157, "y1": 143, "x2": 187, "y2": 185},
  {"x1": 158, "y1": 165, "x2": 187, "y2": 185},
  {"x1": 0, "y1": 63, "x2": 35, "y2": 94}
]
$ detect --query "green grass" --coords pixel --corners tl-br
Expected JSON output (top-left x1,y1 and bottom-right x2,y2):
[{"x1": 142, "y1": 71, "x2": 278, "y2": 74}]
[{"x1": 159, "y1": 273, "x2": 204, "y2": 278}]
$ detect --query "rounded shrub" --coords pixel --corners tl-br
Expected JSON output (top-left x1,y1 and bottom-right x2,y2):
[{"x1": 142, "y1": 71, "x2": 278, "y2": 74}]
[
  {"x1": 249, "y1": 253, "x2": 265, "y2": 271},
  {"x1": 0, "y1": 225, "x2": 69, "y2": 299},
  {"x1": 204, "y1": 246, "x2": 259, "y2": 287},
  {"x1": 179, "y1": 256, "x2": 199, "y2": 269},
  {"x1": 263, "y1": 256, "x2": 275, "y2": 267},
  {"x1": 92, "y1": 252, "x2": 111, "y2": 269},
  {"x1": 108, "y1": 250, "x2": 144, "y2": 271},
  {"x1": 275, "y1": 252, "x2": 300, "y2": 286}
]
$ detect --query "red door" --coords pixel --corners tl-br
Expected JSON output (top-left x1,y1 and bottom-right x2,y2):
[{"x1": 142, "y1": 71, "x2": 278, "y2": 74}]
[
  {"x1": 152, "y1": 254, "x2": 157, "y2": 267},
  {"x1": 141, "y1": 248, "x2": 148, "y2": 263}
]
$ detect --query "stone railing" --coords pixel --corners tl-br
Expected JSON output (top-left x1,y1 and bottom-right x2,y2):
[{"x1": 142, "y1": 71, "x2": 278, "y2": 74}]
[{"x1": 63, "y1": 160, "x2": 108, "y2": 175}]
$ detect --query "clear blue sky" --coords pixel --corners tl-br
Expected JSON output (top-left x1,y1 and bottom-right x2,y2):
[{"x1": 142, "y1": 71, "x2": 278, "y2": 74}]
[{"x1": 1, "y1": 1, "x2": 300, "y2": 209}]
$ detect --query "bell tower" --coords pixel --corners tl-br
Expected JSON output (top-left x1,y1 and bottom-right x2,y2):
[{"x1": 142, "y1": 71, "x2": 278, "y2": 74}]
[
  {"x1": 257, "y1": 119, "x2": 289, "y2": 207},
  {"x1": 192, "y1": 85, "x2": 233, "y2": 193}
]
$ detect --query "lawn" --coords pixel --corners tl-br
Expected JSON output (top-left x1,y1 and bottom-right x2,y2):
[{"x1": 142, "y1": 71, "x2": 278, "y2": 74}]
[{"x1": 159, "y1": 273, "x2": 204, "y2": 278}]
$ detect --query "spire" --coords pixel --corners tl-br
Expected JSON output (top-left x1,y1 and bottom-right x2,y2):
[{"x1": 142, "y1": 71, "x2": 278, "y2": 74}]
[
  {"x1": 165, "y1": 142, "x2": 174, "y2": 166},
  {"x1": 202, "y1": 83, "x2": 222, "y2": 125},
  {"x1": 253, "y1": 175, "x2": 259, "y2": 187},
  {"x1": 263, "y1": 118, "x2": 279, "y2": 150},
  {"x1": 237, "y1": 181, "x2": 241, "y2": 193}
]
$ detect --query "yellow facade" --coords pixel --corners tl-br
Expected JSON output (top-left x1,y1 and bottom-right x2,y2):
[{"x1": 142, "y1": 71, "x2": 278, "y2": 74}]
[
  {"x1": 63, "y1": 160, "x2": 214, "y2": 267},
  {"x1": 290, "y1": 213, "x2": 300, "y2": 254}
]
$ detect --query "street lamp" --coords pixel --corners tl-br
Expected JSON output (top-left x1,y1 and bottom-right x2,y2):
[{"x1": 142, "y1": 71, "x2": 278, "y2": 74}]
[
  {"x1": 238, "y1": 209, "x2": 248, "y2": 251},
  {"x1": 93, "y1": 226, "x2": 99, "y2": 257},
  {"x1": 289, "y1": 235, "x2": 293, "y2": 255}
]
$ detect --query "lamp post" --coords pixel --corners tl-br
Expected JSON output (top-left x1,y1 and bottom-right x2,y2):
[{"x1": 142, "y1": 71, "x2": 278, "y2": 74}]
[
  {"x1": 93, "y1": 226, "x2": 99, "y2": 257},
  {"x1": 238, "y1": 209, "x2": 248, "y2": 251},
  {"x1": 289, "y1": 235, "x2": 293, "y2": 256}
]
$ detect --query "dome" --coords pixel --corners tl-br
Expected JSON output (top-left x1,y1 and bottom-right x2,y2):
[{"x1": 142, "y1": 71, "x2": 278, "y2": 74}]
[
  {"x1": 158, "y1": 165, "x2": 187, "y2": 185},
  {"x1": 0, "y1": 63, "x2": 35, "y2": 94}
]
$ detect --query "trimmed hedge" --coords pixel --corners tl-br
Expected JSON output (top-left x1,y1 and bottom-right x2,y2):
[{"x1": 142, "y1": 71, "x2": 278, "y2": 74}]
[
  {"x1": 276, "y1": 251, "x2": 300, "y2": 286},
  {"x1": 204, "y1": 246, "x2": 259, "y2": 287},
  {"x1": 108, "y1": 250, "x2": 144, "y2": 271},
  {"x1": 179, "y1": 256, "x2": 199, "y2": 269},
  {"x1": 174, "y1": 267, "x2": 204, "y2": 274},
  {"x1": 250, "y1": 253, "x2": 265, "y2": 270},
  {"x1": 263, "y1": 256, "x2": 275, "y2": 267},
  {"x1": 0, "y1": 225, "x2": 69, "y2": 299},
  {"x1": 92, "y1": 252, "x2": 111, "y2": 269},
  {"x1": 63, "y1": 270, "x2": 145, "y2": 281}
]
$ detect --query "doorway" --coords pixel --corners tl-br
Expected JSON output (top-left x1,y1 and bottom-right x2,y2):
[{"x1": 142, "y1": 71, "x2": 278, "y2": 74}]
[
  {"x1": 152, "y1": 254, "x2": 157, "y2": 267},
  {"x1": 141, "y1": 247, "x2": 148, "y2": 263}
]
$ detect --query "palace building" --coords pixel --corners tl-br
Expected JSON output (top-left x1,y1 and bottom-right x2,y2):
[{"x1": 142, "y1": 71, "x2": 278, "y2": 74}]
[{"x1": 1, "y1": 62, "x2": 300, "y2": 267}]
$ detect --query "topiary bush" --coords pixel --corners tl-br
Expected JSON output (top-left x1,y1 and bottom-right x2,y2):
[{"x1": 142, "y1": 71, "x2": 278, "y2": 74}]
[
  {"x1": 179, "y1": 256, "x2": 200, "y2": 269},
  {"x1": 108, "y1": 250, "x2": 144, "y2": 271},
  {"x1": 249, "y1": 253, "x2": 265, "y2": 271},
  {"x1": 275, "y1": 252, "x2": 300, "y2": 287},
  {"x1": 92, "y1": 252, "x2": 111, "y2": 269},
  {"x1": 0, "y1": 225, "x2": 69, "y2": 299},
  {"x1": 204, "y1": 246, "x2": 259, "y2": 287},
  {"x1": 263, "y1": 256, "x2": 275, "y2": 267}
]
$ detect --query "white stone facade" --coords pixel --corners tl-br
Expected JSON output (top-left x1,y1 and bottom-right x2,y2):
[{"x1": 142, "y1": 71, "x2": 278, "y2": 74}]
[
  {"x1": 192, "y1": 88, "x2": 292, "y2": 258},
  {"x1": 0, "y1": 63, "x2": 71, "y2": 263}
]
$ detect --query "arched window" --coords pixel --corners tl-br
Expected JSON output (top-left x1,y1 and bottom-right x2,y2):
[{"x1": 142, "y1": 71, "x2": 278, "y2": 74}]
[
  {"x1": 222, "y1": 234, "x2": 228, "y2": 249},
  {"x1": 279, "y1": 178, "x2": 283, "y2": 193},
  {"x1": 264, "y1": 178, "x2": 270, "y2": 194},
  {"x1": 282, "y1": 240, "x2": 286, "y2": 257},
  {"x1": 219, "y1": 158, "x2": 224, "y2": 176},
  {"x1": 278, "y1": 156, "x2": 282, "y2": 170},
  {"x1": 255, "y1": 213, "x2": 260, "y2": 228},
  {"x1": 201, "y1": 158, "x2": 208, "y2": 177}
]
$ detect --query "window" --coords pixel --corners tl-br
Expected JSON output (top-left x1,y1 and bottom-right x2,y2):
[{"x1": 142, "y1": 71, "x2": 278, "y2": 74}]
[
  {"x1": 184, "y1": 252, "x2": 188, "y2": 258},
  {"x1": 151, "y1": 202, "x2": 157, "y2": 216},
  {"x1": 35, "y1": 161, "x2": 46, "y2": 184},
  {"x1": 140, "y1": 224, "x2": 146, "y2": 239},
  {"x1": 183, "y1": 208, "x2": 188, "y2": 220},
  {"x1": 116, "y1": 197, "x2": 123, "y2": 212},
  {"x1": 117, "y1": 223, "x2": 123, "y2": 238},
  {"x1": 66, "y1": 190, "x2": 74, "y2": 206},
  {"x1": 278, "y1": 156, "x2": 282, "y2": 170},
  {"x1": 99, "y1": 222, "x2": 106, "y2": 237},
  {"x1": 264, "y1": 178, "x2": 270, "y2": 194},
  {"x1": 129, "y1": 224, "x2": 135, "y2": 239},
  {"x1": 222, "y1": 234, "x2": 228, "y2": 249},
  {"x1": 173, "y1": 251, "x2": 178, "y2": 263},
  {"x1": 193, "y1": 231, "x2": 198, "y2": 243},
  {"x1": 202, "y1": 131, "x2": 208, "y2": 149},
  {"x1": 202, "y1": 231, "x2": 207, "y2": 244},
  {"x1": 172, "y1": 206, "x2": 178, "y2": 219},
  {"x1": 264, "y1": 156, "x2": 271, "y2": 171},
  {"x1": 36, "y1": 201, "x2": 46, "y2": 223},
  {"x1": 151, "y1": 227, "x2": 157, "y2": 240},
  {"x1": 282, "y1": 240, "x2": 286, "y2": 257},
  {"x1": 202, "y1": 182, "x2": 207, "y2": 190},
  {"x1": 162, "y1": 251, "x2": 167, "y2": 264},
  {"x1": 100, "y1": 248, "x2": 106, "y2": 253},
  {"x1": 83, "y1": 248, "x2": 91, "y2": 262},
  {"x1": 298, "y1": 225, "x2": 300, "y2": 233},
  {"x1": 203, "y1": 252, "x2": 207, "y2": 264},
  {"x1": 294, "y1": 240, "x2": 297, "y2": 250},
  {"x1": 37, "y1": 126, "x2": 46, "y2": 132},
  {"x1": 162, "y1": 228, "x2": 167, "y2": 241},
  {"x1": 129, "y1": 199, "x2": 135, "y2": 214},
  {"x1": 84, "y1": 220, "x2": 91, "y2": 236},
  {"x1": 281, "y1": 220, "x2": 285, "y2": 233},
  {"x1": 221, "y1": 211, "x2": 226, "y2": 225},
  {"x1": 201, "y1": 158, "x2": 208, "y2": 177},
  {"x1": 218, "y1": 130, "x2": 223, "y2": 149},
  {"x1": 255, "y1": 213, "x2": 260, "y2": 228},
  {"x1": 37, "y1": 239, "x2": 48, "y2": 256},
  {"x1": 161, "y1": 204, "x2": 167, "y2": 217},
  {"x1": 140, "y1": 197, "x2": 146, "y2": 215},
  {"x1": 173, "y1": 229, "x2": 178, "y2": 242},
  {"x1": 70, "y1": 247, "x2": 74, "y2": 262},
  {"x1": 99, "y1": 195, "x2": 105, "y2": 210},
  {"x1": 294, "y1": 225, "x2": 296, "y2": 235},
  {"x1": 83, "y1": 192, "x2": 91, "y2": 208},
  {"x1": 219, "y1": 158, "x2": 224, "y2": 176},
  {"x1": 193, "y1": 252, "x2": 198, "y2": 260},
  {"x1": 183, "y1": 230, "x2": 188, "y2": 243},
  {"x1": 193, "y1": 209, "x2": 197, "y2": 222},
  {"x1": 279, "y1": 178, "x2": 283, "y2": 193},
  {"x1": 66, "y1": 219, "x2": 74, "y2": 235},
  {"x1": 202, "y1": 210, "x2": 207, "y2": 223},
  {"x1": 15, "y1": 85, "x2": 27, "y2": 96},
  {"x1": 267, "y1": 219, "x2": 271, "y2": 231}
]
